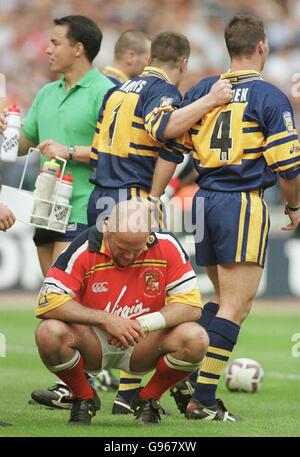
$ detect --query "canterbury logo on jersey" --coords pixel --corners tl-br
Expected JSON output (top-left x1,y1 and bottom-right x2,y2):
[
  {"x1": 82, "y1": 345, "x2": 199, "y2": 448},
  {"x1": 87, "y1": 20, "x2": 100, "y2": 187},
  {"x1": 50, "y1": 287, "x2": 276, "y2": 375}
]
[
  {"x1": 92, "y1": 282, "x2": 109, "y2": 293},
  {"x1": 104, "y1": 285, "x2": 150, "y2": 318}
]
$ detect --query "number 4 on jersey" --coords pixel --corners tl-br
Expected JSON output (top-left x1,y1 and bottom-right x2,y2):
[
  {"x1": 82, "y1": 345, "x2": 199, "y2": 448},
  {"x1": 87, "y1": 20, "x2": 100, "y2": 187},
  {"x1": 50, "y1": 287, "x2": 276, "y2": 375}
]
[{"x1": 210, "y1": 111, "x2": 233, "y2": 161}]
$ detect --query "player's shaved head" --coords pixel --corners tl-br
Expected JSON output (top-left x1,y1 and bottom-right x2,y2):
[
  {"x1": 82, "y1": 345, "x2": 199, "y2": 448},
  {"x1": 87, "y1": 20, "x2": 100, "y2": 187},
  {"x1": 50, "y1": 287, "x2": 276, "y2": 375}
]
[
  {"x1": 109, "y1": 200, "x2": 151, "y2": 234},
  {"x1": 106, "y1": 200, "x2": 152, "y2": 268}
]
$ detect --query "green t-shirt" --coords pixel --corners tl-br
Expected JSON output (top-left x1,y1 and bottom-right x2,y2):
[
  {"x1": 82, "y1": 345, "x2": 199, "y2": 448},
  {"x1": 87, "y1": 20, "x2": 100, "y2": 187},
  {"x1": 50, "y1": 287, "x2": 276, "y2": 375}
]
[{"x1": 23, "y1": 67, "x2": 114, "y2": 224}]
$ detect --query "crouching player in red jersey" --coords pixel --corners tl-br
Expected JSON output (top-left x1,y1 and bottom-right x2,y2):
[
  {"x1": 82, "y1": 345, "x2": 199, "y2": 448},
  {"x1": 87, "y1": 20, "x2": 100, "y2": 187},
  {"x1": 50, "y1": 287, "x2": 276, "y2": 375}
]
[{"x1": 34, "y1": 200, "x2": 208, "y2": 425}]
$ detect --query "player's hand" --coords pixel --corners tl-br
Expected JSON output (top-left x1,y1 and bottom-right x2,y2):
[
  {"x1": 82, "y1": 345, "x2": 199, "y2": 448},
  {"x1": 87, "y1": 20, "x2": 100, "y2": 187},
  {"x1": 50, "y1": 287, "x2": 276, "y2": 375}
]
[
  {"x1": 0, "y1": 109, "x2": 8, "y2": 134},
  {"x1": 38, "y1": 139, "x2": 68, "y2": 160},
  {"x1": 0, "y1": 204, "x2": 16, "y2": 231},
  {"x1": 281, "y1": 207, "x2": 300, "y2": 231},
  {"x1": 209, "y1": 78, "x2": 234, "y2": 107},
  {"x1": 145, "y1": 195, "x2": 163, "y2": 231},
  {"x1": 100, "y1": 313, "x2": 145, "y2": 349}
]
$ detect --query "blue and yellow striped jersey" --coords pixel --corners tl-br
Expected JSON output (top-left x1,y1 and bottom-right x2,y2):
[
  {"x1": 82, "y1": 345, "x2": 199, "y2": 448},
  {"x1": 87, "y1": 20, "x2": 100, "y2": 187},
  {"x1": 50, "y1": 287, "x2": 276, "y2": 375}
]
[
  {"x1": 89, "y1": 66, "x2": 183, "y2": 192},
  {"x1": 102, "y1": 65, "x2": 128, "y2": 86},
  {"x1": 175, "y1": 70, "x2": 300, "y2": 192}
]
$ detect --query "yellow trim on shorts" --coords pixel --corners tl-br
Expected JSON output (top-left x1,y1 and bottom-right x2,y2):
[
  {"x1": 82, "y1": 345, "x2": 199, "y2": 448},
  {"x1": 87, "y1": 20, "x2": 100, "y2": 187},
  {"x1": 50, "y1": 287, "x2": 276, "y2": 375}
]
[
  {"x1": 235, "y1": 192, "x2": 247, "y2": 262},
  {"x1": 259, "y1": 200, "x2": 269, "y2": 266}
]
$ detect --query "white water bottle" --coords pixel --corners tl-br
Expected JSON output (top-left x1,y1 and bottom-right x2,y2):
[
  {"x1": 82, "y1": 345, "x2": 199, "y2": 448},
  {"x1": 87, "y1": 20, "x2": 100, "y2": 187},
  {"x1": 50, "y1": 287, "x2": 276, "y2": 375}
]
[
  {"x1": 31, "y1": 160, "x2": 61, "y2": 226},
  {"x1": 0, "y1": 104, "x2": 21, "y2": 163},
  {"x1": 51, "y1": 172, "x2": 74, "y2": 231}
]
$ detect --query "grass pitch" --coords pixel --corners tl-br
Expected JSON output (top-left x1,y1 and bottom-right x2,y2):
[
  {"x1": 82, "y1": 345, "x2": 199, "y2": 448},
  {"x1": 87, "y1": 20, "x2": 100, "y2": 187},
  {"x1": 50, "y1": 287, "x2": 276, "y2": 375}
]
[{"x1": 0, "y1": 306, "x2": 299, "y2": 437}]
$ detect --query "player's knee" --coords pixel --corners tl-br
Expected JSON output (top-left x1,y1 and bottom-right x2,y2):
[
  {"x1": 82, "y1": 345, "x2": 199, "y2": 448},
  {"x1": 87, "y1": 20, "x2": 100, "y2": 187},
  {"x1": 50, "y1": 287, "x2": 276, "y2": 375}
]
[
  {"x1": 178, "y1": 323, "x2": 209, "y2": 363},
  {"x1": 35, "y1": 319, "x2": 69, "y2": 351}
]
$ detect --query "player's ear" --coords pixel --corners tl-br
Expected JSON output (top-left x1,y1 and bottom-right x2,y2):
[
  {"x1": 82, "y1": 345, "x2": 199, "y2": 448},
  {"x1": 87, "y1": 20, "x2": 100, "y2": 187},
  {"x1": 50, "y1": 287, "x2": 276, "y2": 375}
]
[
  {"x1": 179, "y1": 57, "x2": 188, "y2": 73},
  {"x1": 257, "y1": 41, "x2": 265, "y2": 55}
]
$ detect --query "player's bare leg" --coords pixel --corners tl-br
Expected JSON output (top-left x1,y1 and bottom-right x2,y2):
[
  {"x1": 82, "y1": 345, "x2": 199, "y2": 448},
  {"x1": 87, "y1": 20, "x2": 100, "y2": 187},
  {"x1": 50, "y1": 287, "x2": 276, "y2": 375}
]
[
  {"x1": 52, "y1": 241, "x2": 70, "y2": 266},
  {"x1": 129, "y1": 322, "x2": 208, "y2": 424},
  {"x1": 204, "y1": 265, "x2": 220, "y2": 304},
  {"x1": 187, "y1": 262, "x2": 263, "y2": 421},
  {"x1": 35, "y1": 320, "x2": 101, "y2": 424},
  {"x1": 33, "y1": 240, "x2": 118, "y2": 408},
  {"x1": 37, "y1": 243, "x2": 54, "y2": 276},
  {"x1": 217, "y1": 262, "x2": 263, "y2": 324},
  {"x1": 37, "y1": 241, "x2": 70, "y2": 277}
]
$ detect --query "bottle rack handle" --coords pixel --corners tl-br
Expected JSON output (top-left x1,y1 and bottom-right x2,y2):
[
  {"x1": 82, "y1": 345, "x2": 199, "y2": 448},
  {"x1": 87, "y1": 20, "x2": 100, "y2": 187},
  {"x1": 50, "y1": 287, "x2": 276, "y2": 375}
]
[{"x1": 18, "y1": 148, "x2": 67, "y2": 190}]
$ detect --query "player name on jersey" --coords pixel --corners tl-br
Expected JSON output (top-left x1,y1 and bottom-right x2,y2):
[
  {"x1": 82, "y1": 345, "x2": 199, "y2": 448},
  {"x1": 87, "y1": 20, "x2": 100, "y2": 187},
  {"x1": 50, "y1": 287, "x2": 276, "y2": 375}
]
[
  {"x1": 119, "y1": 79, "x2": 147, "y2": 94},
  {"x1": 230, "y1": 87, "x2": 249, "y2": 103}
]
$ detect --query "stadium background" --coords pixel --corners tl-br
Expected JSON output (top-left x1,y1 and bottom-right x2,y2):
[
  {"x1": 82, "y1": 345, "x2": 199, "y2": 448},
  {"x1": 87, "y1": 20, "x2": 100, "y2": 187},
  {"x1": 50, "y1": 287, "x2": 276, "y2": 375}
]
[
  {"x1": 0, "y1": 0, "x2": 299, "y2": 438},
  {"x1": 0, "y1": 0, "x2": 299, "y2": 297}
]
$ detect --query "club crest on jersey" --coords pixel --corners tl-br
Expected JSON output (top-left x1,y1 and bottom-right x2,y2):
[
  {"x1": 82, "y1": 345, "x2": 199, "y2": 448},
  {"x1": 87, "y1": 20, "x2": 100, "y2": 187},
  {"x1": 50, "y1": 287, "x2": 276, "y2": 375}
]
[
  {"x1": 283, "y1": 111, "x2": 294, "y2": 132},
  {"x1": 144, "y1": 271, "x2": 160, "y2": 294},
  {"x1": 38, "y1": 293, "x2": 48, "y2": 308},
  {"x1": 160, "y1": 96, "x2": 173, "y2": 107}
]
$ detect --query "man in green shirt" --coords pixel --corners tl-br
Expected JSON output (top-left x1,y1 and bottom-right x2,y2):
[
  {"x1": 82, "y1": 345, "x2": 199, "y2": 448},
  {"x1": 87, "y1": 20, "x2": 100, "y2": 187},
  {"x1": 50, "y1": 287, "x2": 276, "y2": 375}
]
[
  {"x1": 0, "y1": 15, "x2": 114, "y2": 275},
  {"x1": 0, "y1": 15, "x2": 117, "y2": 409}
]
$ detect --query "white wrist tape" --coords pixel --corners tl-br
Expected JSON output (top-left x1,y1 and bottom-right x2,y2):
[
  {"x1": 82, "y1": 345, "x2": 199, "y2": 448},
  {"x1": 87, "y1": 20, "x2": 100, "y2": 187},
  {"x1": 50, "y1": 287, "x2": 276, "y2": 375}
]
[{"x1": 136, "y1": 312, "x2": 166, "y2": 333}]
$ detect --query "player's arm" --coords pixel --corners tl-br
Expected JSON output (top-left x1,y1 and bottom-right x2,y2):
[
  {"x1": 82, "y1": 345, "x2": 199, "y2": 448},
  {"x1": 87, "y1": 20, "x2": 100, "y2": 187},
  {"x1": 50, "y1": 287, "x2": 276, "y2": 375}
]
[
  {"x1": 150, "y1": 131, "x2": 196, "y2": 199},
  {"x1": 279, "y1": 174, "x2": 300, "y2": 230},
  {"x1": 149, "y1": 157, "x2": 178, "y2": 201},
  {"x1": 39, "y1": 299, "x2": 144, "y2": 348},
  {"x1": 163, "y1": 78, "x2": 233, "y2": 140},
  {"x1": 136, "y1": 234, "x2": 203, "y2": 333},
  {"x1": 262, "y1": 91, "x2": 300, "y2": 231},
  {"x1": 136, "y1": 299, "x2": 201, "y2": 333}
]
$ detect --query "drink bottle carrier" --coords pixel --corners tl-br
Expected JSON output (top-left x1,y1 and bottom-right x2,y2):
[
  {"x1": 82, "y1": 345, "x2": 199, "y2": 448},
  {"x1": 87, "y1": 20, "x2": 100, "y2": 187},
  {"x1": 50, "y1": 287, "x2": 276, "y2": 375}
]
[{"x1": 0, "y1": 148, "x2": 72, "y2": 233}]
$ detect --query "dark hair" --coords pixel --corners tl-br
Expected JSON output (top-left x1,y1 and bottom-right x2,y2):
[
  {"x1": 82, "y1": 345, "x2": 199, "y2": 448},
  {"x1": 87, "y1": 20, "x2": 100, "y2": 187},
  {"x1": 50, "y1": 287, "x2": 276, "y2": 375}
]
[
  {"x1": 54, "y1": 15, "x2": 102, "y2": 62},
  {"x1": 225, "y1": 14, "x2": 266, "y2": 59},
  {"x1": 151, "y1": 31, "x2": 190, "y2": 68},
  {"x1": 114, "y1": 30, "x2": 150, "y2": 60}
]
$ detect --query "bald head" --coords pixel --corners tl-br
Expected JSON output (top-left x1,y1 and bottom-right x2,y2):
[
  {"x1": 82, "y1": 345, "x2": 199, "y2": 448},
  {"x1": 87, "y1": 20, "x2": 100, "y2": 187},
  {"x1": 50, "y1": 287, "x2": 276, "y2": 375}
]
[
  {"x1": 109, "y1": 200, "x2": 151, "y2": 234},
  {"x1": 105, "y1": 200, "x2": 151, "y2": 268}
]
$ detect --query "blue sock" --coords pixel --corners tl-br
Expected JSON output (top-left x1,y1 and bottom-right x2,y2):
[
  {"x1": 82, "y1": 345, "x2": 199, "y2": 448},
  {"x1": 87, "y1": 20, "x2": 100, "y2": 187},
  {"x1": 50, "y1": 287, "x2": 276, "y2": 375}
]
[
  {"x1": 189, "y1": 302, "x2": 220, "y2": 383},
  {"x1": 117, "y1": 373, "x2": 142, "y2": 403},
  {"x1": 193, "y1": 317, "x2": 240, "y2": 406},
  {"x1": 197, "y1": 302, "x2": 220, "y2": 329}
]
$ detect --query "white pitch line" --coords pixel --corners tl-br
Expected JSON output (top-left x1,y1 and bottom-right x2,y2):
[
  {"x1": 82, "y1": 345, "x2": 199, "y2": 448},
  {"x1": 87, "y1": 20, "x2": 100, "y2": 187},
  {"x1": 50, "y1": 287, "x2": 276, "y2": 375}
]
[
  {"x1": 4, "y1": 346, "x2": 300, "y2": 382},
  {"x1": 6, "y1": 345, "x2": 37, "y2": 355},
  {"x1": 265, "y1": 371, "x2": 300, "y2": 381}
]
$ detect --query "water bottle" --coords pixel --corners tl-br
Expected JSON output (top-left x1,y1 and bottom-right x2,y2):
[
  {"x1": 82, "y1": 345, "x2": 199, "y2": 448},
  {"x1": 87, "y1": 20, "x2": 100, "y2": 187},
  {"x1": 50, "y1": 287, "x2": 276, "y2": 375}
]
[
  {"x1": 0, "y1": 104, "x2": 21, "y2": 163},
  {"x1": 51, "y1": 172, "x2": 74, "y2": 231},
  {"x1": 31, "y1": 160, "x2": 61, "y2": 227}
]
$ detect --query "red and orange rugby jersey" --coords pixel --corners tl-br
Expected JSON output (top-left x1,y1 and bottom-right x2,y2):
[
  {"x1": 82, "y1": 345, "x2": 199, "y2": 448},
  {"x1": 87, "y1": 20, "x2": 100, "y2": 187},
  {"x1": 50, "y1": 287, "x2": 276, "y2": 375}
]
[{"x1": 36, "y1": 227, "x2": 203, "y2": 318}]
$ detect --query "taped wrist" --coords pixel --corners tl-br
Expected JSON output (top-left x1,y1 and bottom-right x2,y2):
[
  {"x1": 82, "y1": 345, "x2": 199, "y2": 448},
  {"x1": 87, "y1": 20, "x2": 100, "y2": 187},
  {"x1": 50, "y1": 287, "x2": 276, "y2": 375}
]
[
  {"x1": 147, "y1": 194, "x2": 160, "y2": 204},
  {"x1": 136, "y1": 311, "x2": 166, "y2": 333}
]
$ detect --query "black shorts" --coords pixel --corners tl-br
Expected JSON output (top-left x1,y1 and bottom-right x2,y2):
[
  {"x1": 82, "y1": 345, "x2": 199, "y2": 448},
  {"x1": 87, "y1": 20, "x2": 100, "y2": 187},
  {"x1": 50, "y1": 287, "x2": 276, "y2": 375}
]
[{"x1": 33, "y1": 222, "x2": 88, "y2": 246}]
